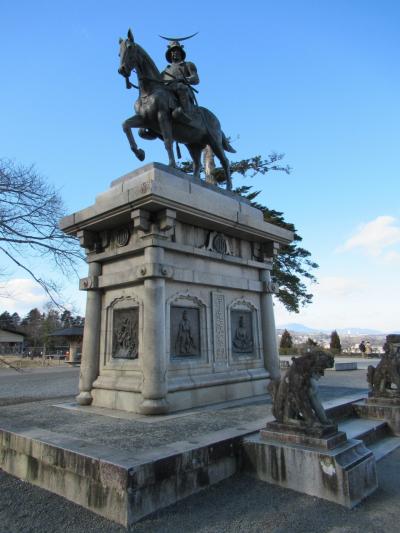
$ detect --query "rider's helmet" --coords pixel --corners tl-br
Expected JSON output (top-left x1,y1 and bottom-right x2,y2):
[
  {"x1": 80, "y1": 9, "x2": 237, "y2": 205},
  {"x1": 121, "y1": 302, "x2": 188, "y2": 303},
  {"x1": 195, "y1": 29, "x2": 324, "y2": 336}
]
[{"x1": 165, "y1": 41, "x2": 186, "y2": 63}]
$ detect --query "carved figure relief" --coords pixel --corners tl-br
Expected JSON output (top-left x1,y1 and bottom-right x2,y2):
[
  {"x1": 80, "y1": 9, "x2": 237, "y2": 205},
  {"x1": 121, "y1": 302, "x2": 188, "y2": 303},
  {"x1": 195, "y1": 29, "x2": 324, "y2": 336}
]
[
  {"x1": 232, "y1": 312, "x2": 253, "y2": 353},
  {"x1": 112, "y1": 308, "x2": 138, "y2": 359},
  {"x1": 171, "y1": 307, "x2": 200, "y2": 356}
]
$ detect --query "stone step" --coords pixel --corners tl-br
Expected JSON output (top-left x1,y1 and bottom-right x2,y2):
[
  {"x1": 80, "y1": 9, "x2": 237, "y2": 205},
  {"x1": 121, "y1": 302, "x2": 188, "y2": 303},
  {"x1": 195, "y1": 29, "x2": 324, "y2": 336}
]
[
  {"x1": 337, "y1": 412, "x2": 400, "y2": 461},
  {"x1": 324, "y1": 394, "x2": 367, "y2": 421},
  {"x1": 338, "y1": 417, "x2": 389, "y2": 445},
  {"x1": 367, "y1": 435, "x2": 400, "y2": 461}
]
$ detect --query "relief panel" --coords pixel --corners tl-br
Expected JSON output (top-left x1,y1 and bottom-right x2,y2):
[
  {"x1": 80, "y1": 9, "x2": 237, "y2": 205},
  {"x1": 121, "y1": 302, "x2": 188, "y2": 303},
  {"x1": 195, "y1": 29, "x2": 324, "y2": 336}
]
[
  {"x1": 231, "y1": 310, "x2": 254, "y2": 355},
  {"x1": 112, "y1": 307, "x2": 139, "y2": 359},
  {"x1": 170, "y1": 306, "x2": 200, "y2": 357}
]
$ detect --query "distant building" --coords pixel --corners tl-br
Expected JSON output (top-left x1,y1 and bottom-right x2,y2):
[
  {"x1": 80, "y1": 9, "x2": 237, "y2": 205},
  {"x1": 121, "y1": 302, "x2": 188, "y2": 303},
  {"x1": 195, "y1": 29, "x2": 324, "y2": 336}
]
[
  {"x1": 0, "y1": 328, "x2": 26, "y2": 355},
  {"x1": 49, "y1": 326, "x2": 84, "y2": 363}
]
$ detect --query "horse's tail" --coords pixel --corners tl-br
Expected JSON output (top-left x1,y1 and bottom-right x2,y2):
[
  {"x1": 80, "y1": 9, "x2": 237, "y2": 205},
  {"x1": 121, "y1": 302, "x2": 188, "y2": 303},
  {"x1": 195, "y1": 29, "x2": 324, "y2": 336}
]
[{"x1": 222, "y1": 132, "x2": 236, "y2": 153}]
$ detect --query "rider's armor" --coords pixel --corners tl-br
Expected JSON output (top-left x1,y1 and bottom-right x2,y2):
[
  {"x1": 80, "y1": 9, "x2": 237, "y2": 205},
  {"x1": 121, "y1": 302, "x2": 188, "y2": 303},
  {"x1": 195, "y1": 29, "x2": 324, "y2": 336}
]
[{"x1": 162, "y1": 41, "x2": 199, "y2": 123}]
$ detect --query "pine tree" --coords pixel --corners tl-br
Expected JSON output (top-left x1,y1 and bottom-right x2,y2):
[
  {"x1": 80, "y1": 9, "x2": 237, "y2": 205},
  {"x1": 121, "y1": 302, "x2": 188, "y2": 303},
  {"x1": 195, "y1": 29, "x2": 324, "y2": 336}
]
[
  {"x1": 21, "y1": 308, "x2": 44, "y2": 351},
  {"x1": 280, "y1": 329, "x2": 293, "y2": 349},
  {"x1": 178, "y1": 153, "x2": 318, "y2": 313},
  {"x1": 330, "y1": 330, "x2": 342, "y2": 353},
  {"x1": 0, "y1": 311, "x2": 13, "y2": 329}
]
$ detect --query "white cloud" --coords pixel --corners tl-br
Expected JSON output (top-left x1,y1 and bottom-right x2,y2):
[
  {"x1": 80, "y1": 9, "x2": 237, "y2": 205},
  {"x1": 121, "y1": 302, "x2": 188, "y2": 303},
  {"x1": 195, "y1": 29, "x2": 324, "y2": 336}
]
[
  {"x1": 382, "y1": 250, "x2": 400, "y2": 266},
  {"x1": 338, "y1": 216, "x2": 400, "y2": 256},
  {"x1": 274, "y1": 274, "x2": 400, "y2": 332},
  {"x1": 0, "y1": 278, "x2": 48, "y2": 316},
  {"x1": 316, "y1": 276, "x2": 366, "y2": 297}
]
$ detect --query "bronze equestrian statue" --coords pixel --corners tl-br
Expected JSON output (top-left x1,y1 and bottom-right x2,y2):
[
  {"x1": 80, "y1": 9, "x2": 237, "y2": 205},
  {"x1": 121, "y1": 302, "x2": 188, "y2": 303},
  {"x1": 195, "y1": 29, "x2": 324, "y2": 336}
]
[{"x1": 118, "y1": 29, "x2": 235, "y2": 189}]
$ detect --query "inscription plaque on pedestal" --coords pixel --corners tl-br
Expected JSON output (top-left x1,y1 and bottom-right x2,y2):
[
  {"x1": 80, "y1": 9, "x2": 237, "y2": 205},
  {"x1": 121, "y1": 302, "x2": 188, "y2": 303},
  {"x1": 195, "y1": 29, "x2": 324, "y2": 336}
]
[
  {"x1": 231, "y1": 310, "x2": 254, "y2": 355},
  {"x1": 112, "y1": 308, "x2": 139, "y2": 359},
  {"x1": 212, "y1": 292, "x2": 227, "y2": 363},
  {"x1": 170, "y1": 306, "x2": 200, "y2": 357}
]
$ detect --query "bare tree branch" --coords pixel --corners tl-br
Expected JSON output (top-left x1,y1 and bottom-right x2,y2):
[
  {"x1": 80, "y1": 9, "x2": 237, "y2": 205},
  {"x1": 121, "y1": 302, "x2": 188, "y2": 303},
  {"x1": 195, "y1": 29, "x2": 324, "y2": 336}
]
[{"x1": 0, "y1": 158, "x2": 84, "y2": 307}]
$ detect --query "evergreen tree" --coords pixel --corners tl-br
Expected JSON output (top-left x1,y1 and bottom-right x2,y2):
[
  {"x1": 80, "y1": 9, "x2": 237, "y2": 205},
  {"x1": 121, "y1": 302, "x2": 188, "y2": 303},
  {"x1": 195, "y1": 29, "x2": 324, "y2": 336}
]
[
  {"x1": 0, "y1": 311, "x2": 13, "y2": 329},
  {"x1": 179, "y1": 153, "x2": 318, "y2": 313},
  {"x1": 10, "y1": 312, "x2": 21, "y2": 329},
  {"x1": 21, "y1": 308, "x2": 44, "y2": 350},
  {"x1": 280, "y1": 329, "x2": 293, "y2": 349},
  {"x1": 42, "y1": 308, "x2": 62, "y2": 351},
  {"x1": 60, "y1": 309, "x2": 73, "y2": 329},
  {"x1": 330, "y1": 330, "x2": 342, "y2": 353}
]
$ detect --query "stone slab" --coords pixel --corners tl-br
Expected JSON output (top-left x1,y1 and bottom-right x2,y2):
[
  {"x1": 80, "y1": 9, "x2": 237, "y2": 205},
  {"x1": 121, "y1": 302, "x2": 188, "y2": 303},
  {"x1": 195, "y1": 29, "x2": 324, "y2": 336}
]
[
  {"x1": 261, "y1": 424, "x2": 347, "y2": 450},
  {"x1": 60, "y1": 162, "x2": 294, "y2": 245},
  {"x1": 243, "y1": 433, "x2": 377, "y2": 508},
  {"x1": 0, "y1": 414, "x2": 271, "y2": 527},
  {"x1": 368, "y1": 435, "x2": 400, "y2": 461},
  {"x1": 338, "y1": 417, "x2": 388, "y2": 443},
  {"x1": 335, "y1": 362, "x2": 358, "y2": 371}
]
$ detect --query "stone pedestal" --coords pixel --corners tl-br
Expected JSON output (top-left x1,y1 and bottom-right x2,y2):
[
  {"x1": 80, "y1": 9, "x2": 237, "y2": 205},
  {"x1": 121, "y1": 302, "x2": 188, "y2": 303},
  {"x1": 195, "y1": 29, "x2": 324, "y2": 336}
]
[
  {"x1": 61, "y1": 163, "x2": 293, "y2": 414},
  {"x1": 243, "y1": 427, "x2": 377, "y2": 508}
]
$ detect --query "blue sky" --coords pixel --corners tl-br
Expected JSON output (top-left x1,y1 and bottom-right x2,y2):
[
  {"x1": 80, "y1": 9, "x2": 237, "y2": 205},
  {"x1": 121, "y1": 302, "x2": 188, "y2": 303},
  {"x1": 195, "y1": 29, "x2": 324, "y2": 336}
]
[{"x1": 1, "y1": 0, "x2": 399, "y2": 331}]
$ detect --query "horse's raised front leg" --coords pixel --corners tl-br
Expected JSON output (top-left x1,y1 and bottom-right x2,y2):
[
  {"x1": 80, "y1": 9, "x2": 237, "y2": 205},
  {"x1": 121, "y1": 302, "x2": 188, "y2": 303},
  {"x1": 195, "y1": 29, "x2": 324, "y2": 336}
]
[
  {"x1": 157, "y1": 110, "x2": 175, "y2": 168},
  {"x1": 122, "y1": 115, "x2": 145, "y2": 161}
]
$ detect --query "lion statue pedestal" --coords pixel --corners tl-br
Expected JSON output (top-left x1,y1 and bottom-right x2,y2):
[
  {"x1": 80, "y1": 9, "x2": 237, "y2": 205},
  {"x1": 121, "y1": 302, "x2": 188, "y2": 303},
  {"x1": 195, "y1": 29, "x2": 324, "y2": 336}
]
[
  {"x1": 243, "y1": 350, "x2": 377, "y2": 508},
  {"x1": 355, "y1": 335, "x2": 400, "y2": 435}
]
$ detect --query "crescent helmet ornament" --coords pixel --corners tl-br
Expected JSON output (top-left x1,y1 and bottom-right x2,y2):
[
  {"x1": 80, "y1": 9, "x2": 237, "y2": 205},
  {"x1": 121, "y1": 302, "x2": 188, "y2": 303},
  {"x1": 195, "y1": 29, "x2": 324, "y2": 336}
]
[{"x1": 159, "y1": 32, "x2": 199, "y2": 42}]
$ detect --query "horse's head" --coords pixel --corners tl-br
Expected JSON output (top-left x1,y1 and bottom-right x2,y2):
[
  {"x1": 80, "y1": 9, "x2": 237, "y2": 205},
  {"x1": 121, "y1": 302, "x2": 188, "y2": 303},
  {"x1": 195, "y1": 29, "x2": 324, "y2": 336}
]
[{"x1": 118, "y1": 29, "x2": 137, "y2": 78}]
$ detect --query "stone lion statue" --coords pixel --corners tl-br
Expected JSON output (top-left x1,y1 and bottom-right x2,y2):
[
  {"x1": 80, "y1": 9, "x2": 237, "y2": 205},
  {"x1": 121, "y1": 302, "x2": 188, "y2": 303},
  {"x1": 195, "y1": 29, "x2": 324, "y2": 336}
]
[
  {"x1": 268, "y1": 350, "x2": 334, "y2": 429},
  {"x1": 367, "y1": 335, "x2": 400, "y2": 397}
]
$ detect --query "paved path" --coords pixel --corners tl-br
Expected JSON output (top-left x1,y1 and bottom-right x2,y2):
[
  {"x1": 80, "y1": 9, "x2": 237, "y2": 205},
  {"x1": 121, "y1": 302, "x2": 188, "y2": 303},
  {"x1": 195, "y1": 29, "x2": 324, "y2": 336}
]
[
  {"x1": 280, "y1": 355, "x2": 380, "y2": 370},
  {"x1": 0, "y1": 367, "x2": 79, "y2": 406}
]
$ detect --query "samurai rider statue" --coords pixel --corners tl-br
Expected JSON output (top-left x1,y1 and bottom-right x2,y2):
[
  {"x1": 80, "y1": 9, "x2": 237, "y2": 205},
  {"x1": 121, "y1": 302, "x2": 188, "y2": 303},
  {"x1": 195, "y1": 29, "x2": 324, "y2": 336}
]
[{"x1": 161, "y1": 37, "x2": 199, "y2": 124}]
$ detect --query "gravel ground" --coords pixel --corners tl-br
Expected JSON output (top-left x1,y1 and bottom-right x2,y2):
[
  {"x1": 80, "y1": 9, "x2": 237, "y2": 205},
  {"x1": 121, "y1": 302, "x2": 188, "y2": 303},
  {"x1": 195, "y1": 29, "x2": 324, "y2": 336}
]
[{"x1": 1, "y1": 447, "x2": 399, "y2": 533}]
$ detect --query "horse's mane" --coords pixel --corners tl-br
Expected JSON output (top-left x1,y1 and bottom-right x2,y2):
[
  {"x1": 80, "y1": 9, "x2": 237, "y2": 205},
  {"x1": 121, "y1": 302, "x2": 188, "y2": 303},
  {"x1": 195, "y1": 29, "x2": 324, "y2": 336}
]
[{"x1": 135, "y1": 43, "x2": 162, "y2": 80}]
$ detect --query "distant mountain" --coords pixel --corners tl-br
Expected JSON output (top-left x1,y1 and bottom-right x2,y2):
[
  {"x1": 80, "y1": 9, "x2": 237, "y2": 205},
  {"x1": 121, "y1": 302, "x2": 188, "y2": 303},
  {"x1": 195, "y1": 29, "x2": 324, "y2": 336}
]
[
  {"x1": 335, "y1": 328, "x2": 384, "y2": 335},
  {"x1": 277, "y1": 323, "x2": 321, "y2": 333},
  {"x1": 277, "y1": 324, "x2": 385, "y2": 335}
]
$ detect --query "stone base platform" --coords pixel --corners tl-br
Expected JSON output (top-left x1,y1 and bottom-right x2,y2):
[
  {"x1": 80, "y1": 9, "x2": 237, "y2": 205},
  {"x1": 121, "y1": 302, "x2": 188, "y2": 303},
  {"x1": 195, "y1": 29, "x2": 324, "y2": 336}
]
[
  {"x1": 0, "y1": 396, "x2": 271, "y2": 528},
  {"x1": 243, "y1": 428, "x2": 377, "y2": 508},
  {"x1": 0, "y1": 393, "x2": 375, "y2": 526}
]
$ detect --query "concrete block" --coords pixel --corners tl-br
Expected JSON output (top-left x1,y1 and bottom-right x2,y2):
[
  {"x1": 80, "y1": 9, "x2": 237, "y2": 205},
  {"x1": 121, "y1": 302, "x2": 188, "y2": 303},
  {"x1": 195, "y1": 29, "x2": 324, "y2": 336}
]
[{"x1": 243, "y1": 433, "x2": 377, "y2": 508}]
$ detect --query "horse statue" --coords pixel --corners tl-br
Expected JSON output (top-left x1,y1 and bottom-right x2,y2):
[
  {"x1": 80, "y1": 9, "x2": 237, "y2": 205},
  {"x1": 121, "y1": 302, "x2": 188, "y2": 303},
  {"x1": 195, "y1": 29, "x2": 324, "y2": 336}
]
[{"x1": 118, "y1": 29, "x2": 235, "y2": 189}]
